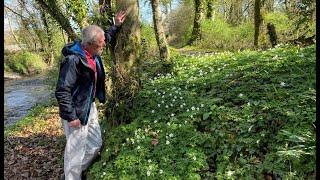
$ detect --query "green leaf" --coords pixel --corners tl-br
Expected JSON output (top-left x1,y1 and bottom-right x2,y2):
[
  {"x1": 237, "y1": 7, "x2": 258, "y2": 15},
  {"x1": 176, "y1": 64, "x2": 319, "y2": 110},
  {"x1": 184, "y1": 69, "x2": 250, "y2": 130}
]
[{"x1": 203, "y1": 112, "x2": 211, "y2": 120}]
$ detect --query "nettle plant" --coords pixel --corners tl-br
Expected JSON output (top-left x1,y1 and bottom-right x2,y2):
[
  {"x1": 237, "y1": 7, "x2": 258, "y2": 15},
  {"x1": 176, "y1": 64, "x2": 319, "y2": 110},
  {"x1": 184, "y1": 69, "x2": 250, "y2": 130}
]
[{"x1": 89, "y1": 44, "x2": 315, "y2": 179}]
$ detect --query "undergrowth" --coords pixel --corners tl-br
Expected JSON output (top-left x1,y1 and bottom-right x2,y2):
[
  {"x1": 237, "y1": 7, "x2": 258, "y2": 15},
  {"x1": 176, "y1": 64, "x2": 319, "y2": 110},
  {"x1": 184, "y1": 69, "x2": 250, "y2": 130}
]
[{"x1": 89, "y1": 44, "x2": 315, "y2": 179}]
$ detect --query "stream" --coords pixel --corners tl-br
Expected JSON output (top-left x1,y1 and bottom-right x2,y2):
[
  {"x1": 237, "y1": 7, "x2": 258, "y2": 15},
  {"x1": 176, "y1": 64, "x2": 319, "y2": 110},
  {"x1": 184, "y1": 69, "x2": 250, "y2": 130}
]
[{"x1": 4, "y1": 75, "x2": 53, "y2": 126}]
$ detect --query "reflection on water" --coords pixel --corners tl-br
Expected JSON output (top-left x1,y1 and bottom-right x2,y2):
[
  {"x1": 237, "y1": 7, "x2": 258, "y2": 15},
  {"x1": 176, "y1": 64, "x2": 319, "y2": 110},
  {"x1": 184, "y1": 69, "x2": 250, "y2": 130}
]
[{"x1": 4, "y1": 76, "x2": 52, "y2": 126}]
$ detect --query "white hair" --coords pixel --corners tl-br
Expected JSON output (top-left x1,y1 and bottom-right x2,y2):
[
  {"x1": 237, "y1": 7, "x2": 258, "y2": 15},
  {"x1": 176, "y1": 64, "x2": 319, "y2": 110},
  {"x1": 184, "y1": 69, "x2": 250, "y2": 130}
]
[{"x1": 81, "y1": 25, "x2": 104, "y2": 46}]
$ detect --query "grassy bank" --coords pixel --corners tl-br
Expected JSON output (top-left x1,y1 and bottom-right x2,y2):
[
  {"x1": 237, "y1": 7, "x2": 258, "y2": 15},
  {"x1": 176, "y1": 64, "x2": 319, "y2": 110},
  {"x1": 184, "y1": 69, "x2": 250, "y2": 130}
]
[{"x1": 89, "y1": 44, "x2": 315, "y2": 179}]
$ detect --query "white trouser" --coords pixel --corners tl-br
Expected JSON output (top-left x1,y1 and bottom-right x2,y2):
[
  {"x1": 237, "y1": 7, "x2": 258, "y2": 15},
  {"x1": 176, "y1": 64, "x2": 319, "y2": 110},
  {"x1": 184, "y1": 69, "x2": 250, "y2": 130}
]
[{"x1": 61, "y1": 102, "x2": 102, "y2": 180}]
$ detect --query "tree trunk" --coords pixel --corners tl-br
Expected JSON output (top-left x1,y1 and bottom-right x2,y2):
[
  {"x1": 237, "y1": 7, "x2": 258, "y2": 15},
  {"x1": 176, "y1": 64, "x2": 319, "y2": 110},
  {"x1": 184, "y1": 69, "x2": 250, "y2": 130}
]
[
  {"x1": 35, "y1": 0, "x2": 78, "y2": 41},
  {"x1": 188, "y1": 0, "x2": 204, "y2": 45},
  {"x1": 267, "y1": 22, "x2": 277, "y2": 47},
  {"x1": 106, "y1": 0, "x2": 141, "y2": 126},
  {"x1": 254, "y1": 0, "x2": 262, "y2": 47},
  {"x1": 151, "y1": 0, "x2": 169, "y2": 61},
  {"x1": 206, "y1": 0, "x2": 214, "y2": 19},
  {"x1": 40, "y1": 11, "x2": 54, "y2": 65}
]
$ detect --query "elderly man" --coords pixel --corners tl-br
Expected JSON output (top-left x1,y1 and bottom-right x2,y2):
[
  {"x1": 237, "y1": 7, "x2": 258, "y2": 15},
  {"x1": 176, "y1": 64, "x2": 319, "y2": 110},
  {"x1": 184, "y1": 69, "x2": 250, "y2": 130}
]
[{"x1": 55, "y1": 11, "x2": 126, "y2": 180}]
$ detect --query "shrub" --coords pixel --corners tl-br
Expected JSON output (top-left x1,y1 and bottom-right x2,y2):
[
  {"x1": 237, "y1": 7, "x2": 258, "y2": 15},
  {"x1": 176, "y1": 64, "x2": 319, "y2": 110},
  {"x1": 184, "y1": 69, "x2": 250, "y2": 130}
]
[
  {"x1": 166, "y1": 2, "x2": 194, "y2": 47},
  {"x1": 200, "y1": 17, "x2": 255, "y2": 50},
  {"x1": 260, "y1": 11, "x2": 293, "y2": 47},
  {"x1": 140, "y1": 23, "x2": 159, "y2": 60},
  {"x1": 7, "y1": 51, "x2": 47, "y2": 75}
]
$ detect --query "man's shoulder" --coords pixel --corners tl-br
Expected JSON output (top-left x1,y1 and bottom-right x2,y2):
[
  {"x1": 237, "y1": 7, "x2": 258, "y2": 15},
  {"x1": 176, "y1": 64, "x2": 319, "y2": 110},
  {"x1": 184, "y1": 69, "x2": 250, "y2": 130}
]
[{"x1": 61, "y1": 54, "x2": 81, "y2": 65}]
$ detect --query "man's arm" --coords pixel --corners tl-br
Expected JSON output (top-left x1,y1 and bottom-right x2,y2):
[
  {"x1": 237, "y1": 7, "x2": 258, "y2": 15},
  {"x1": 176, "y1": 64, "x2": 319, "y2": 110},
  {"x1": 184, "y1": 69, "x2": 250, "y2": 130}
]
[
  {"x1": 55, "y1": 56, "x2": 79, "y2": 122},
  {"x1": 104, "y1": 10, "x2": 127, "y2": 46}
]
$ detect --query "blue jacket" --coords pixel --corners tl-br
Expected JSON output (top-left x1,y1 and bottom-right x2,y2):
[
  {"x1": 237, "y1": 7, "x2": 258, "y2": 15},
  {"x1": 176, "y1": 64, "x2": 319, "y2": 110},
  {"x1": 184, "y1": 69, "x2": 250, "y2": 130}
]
[{"x1": 55, "y1": 25, "x2": 118, "y2": 125}]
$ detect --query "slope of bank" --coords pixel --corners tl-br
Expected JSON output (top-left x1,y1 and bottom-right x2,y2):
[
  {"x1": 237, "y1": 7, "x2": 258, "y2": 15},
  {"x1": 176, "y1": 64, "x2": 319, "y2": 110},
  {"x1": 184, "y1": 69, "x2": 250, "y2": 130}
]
[{"x1": 89, "y1": 44, "x2": 316, "y2": 179}]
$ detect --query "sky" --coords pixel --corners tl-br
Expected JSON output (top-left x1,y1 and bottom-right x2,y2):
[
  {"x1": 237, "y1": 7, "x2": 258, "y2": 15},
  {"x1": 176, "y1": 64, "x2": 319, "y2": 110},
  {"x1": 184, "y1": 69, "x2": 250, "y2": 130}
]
[
  {"x1": 140, "y1": 0, "x2": 180, "y2": 24},
  {"x1": 4, "y1": 0, "x2": 181, "y2": 32}
]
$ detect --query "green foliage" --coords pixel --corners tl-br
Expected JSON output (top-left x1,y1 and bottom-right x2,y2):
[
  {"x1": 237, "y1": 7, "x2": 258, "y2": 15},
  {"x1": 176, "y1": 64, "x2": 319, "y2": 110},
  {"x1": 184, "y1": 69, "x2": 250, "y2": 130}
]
[
  {"x1": 6, "y1": 51, "x2": 47, "y2": 75},
  {"x1": 89, "y1": 45, "x2": 315, "y2": 179},
  {"x1": 262, "y1": 11, "x2": 292, "y2": 44},
  {"x1": 140, "y1": 23, "x2": 159, "y2": 59},
  {"x1": 200, "y1": 17, "x2": 254, "y2": 50},
  {"x1": 166, "y1": 2, "x2": 194, "y2": 47},
  {"x1": 66, "y1": 0, "x2": 88, "y2": 28}
]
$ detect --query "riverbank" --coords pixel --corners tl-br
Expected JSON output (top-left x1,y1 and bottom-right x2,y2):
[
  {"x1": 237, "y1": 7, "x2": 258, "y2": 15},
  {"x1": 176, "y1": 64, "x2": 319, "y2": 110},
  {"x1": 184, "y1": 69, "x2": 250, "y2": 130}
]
[
  {"x1": 4, "y1": 102, "x2": 65, "y2": 179},
  {"x1": 4, "y1": 74, "x2": 52, "y2": 126}
]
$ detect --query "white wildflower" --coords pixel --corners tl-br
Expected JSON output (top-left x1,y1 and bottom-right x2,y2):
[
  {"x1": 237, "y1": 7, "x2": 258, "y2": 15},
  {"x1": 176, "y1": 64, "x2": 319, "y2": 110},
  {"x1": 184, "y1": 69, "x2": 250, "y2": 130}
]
[
  {"x1": 159, "y1": 169, "x2": 163, "y2": 174},
  {"x1": 166, "y1": 140, "x2": 170, "y2": 145},
  {"x1": 171, "y1": 113, "x2": 175, "y2": 117},
  {"x1": 238, "y1": 93, "x2": 244, "y2": 97},
  {"x1": 148, "y1": 159, "x2": 152, "y2": 163},
  {"x1": 154, "y1": 120, "x2": 157, "y2": 123},
  {"x1": 151, "y1": 110, "x2": 155, "y2": 113},
  {"x1": 193, "y1": 156, "x2": 196, "y2": 161},
  {"x1": 166, "y1": 105, "x2": 169, "y2": 108},
  {"x1": 147, "y1": 170, "x2": 151, "y2": 176},
  {"x1": 280, "y1": 82, "x2": 286, "y2": 87},
  {"x1": 187, "y1": 109, "x2": 190, "y2": 112},
  {"x1": 201, "y1": 104, "x2": 204, "y2": 107},
  {"x1": 161, "y1": 100, "x2": 164, "y2": 104},
  {"x1": 137, "y1": 146, "x2": 140, "y2": 150},
  {"x1": 169, "y1": 133, "x2": 173, "y2": 137},
  {"x1": 227, "y1": 170, "x2": 234, "y2": 177},
  {"x1": 158, "y1": 104, "x2": 161, "y2": 107},
  {"x1": 191, "y1": 106, "x2": 195, "y2": 111}
]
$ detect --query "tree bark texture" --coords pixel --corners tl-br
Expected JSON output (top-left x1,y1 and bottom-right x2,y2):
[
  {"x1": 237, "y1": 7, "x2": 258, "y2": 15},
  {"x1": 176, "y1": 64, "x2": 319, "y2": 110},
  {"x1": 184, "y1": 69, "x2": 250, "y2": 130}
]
[
  {"x1": 40, "y1": 11, "x2": 54, "y2": 65},
  {"x1": 206, "y1": 0, "x2": 214, "y2": 19},
  {"x1": 106, "y1": 0, "x2": 141, "y2": 126},
  {"x1": 151, "y1": 0, "x2": 169, "y2": 61},
  {"x1": 188, "y1": 0, "x2": 204, "y2": 45},
  {"x1": 254, "y1": 0, "x2": 262, "y2": 47}
]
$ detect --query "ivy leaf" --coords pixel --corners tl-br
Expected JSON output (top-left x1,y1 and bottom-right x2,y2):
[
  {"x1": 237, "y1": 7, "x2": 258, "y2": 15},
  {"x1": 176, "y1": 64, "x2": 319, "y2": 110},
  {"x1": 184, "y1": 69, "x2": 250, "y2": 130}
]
[{"x1": 203, "y1": 112, "x2": 212, "y2": 120}]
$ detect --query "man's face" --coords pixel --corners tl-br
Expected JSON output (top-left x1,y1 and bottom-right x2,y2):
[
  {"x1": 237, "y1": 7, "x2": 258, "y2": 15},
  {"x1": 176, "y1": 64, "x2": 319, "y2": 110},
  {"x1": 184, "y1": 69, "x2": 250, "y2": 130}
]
[{"x1": 92, "y1": 33, "x2": 106, "y2": 56}]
